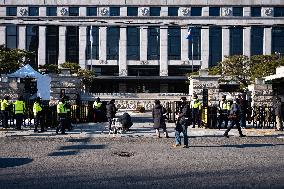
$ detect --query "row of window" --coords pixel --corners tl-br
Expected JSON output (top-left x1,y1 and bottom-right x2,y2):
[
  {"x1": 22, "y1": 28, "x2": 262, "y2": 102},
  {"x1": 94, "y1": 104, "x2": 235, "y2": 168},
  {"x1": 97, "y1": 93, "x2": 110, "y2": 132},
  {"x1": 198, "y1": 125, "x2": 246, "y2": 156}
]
[
  {"x1": 5, "y1": 6, "x2": 284, "y2": 17},
  {"x1": 5, "y1": 25, "x2": 284, "y2": 68}
]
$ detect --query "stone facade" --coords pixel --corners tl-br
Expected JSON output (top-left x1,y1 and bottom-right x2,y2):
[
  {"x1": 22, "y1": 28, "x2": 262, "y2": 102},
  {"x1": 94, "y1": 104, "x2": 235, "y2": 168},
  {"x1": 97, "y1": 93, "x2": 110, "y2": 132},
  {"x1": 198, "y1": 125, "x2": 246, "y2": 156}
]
[{"x1": 0, "y1": 76, "x2": 24, "y2": 100}]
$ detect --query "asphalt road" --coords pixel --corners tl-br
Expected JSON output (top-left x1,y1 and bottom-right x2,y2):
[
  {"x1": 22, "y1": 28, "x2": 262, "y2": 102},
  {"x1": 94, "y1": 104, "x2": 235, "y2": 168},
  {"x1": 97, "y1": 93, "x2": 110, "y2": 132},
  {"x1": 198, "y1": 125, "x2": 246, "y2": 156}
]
[{"x1": 0, "y1": 135, "x2": 283, "y2": 189}]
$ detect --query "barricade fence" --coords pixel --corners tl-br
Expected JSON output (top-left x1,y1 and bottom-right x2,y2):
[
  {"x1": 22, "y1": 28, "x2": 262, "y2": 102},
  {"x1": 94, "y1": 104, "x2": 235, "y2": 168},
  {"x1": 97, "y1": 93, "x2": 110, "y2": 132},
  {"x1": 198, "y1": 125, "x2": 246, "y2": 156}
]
[{"x1": 0, "y1": 100, "x2": 277, "y2": 129}]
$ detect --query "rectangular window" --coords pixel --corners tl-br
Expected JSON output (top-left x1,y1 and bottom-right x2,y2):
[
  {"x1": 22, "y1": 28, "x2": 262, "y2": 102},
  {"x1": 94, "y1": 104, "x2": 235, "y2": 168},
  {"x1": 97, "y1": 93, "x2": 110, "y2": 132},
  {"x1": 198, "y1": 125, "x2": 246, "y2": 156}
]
[
  {"x1": 87, "y1": 7, "x2": 97, "y2": 16},
  {"x1": 86, "y1": 26, "x2": 99, "y2": 60},
  {"x1": 69, "y1": 7, "x2": 79, "y2": 16},
  {"x1": 46, "y1": 26, "x2": 59, "y2": 65},
  {"x1": 168, "y1": 7, "x2": 179, "y2": 16},
  {"x1": 5, "y1": 25, "x2": 18, "y2": 49},
  {"x1": 66, "y1": 26, "x2": 79, "y2": 63},
  {"x1": 127, "y1": 27, "x2": 140, "y2": 60},
  {"x1": 188, "y1": 27, "x2": 201, "y2": 60},
  {"x1": 209, "y1": 26, "x2": 222, "y2": 67},
  {"x1": 191, "y1": 7, "x2": 202, "y2": 16},
  {"x1": 251, "y1": 7, "x2": 261, "y2": 17},
  {"x1": 147, "y1": 27, "x2": 160, "y2": 60},
  {"x1": 168, "y1": 27, "x2": 181, "y2": 60},
  {"x1": 29, "y1": 7, "x2": 39, "y2": 16},
  {"x1": 127, "y1": 7, "x2": 138, "y2": 16},
  {"x1": 107, "y1": 27, "x2": 120, "y2": 60},
  {"x1": 128, "y1": 66, "x2": 159, "y2": 77},
  {"x1": 230, "y1": 27, "x2": 243, "y2": 55},
  {"x1": 6, "y1": 7, "x2": 17, "y2": 16},
  {"x1": 46, "y1": 7, "x2": 57, "y2": 16},
  {"x1": 150, "y1": 7, "x2": 161, "y2": 16},
  {"x1": 251, "y1": 26, "x2": 264, "y2": 56},
  {"x1": 109, "y1": 7, "x2": 120, "y2": 16},
  {"x1": 274, "y1": 7, "x2": 284, "y2": 17},
  {"x1": 26, "y1": 25, "x2": 39, "y2": 68},
  {"x1": 272, "y1": 27, "x2": 284, "y2": 55},
  {"x1": 233, "y1": 7, "x2": 243, "y2": 16},
  {"x1": 209, "y1": 7, "x2": 220, "y2": 16}
]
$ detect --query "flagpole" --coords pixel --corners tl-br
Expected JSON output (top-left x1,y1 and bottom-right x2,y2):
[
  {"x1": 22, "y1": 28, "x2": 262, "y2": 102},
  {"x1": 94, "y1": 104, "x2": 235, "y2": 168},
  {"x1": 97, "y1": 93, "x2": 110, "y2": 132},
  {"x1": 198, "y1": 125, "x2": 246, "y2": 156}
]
[
  {"x1": 191, "y1": 36, "x2": 194, "y2": 73},
  {"x1": 90, "y1": 25, "x2": 93, "y2": 72}
]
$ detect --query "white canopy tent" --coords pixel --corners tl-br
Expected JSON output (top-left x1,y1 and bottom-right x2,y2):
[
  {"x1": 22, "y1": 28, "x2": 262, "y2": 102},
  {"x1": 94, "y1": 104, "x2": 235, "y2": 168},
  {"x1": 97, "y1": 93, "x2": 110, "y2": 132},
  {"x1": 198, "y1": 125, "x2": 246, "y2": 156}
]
[{"x1": 8, "y1": 64, "x2": 51, "y2": 100}]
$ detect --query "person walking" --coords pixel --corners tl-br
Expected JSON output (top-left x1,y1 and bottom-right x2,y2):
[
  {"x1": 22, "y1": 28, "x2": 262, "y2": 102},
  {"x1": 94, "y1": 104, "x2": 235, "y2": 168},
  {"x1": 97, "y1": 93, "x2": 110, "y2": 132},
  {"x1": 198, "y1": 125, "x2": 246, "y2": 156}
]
[
  {"x1": 106, "y1": 99, "x2": 117, "y2": 133},
  {"x1": 174, "y1": 97, "x2": 190, "y2": 148},
  {"x1": 238, "y1": 94, "x2": 248, "y2": 129},
  {"x1": 56, "y1": 97, "x2": 67, "y2": 134},
  {"x1": 13, "y1": 96, "x2": 26, "y2": 130},
  {"x1": 274, "y1": 97, "x2": 283, "y2": 131},
  {"x1": 152, "y1": 100, "x2": 169, "y2": 138},
  {"x1": 218, "y1": 95, "x2": 230, "y2": 129},
  {"x1": 1, "y1": 96, "x2": 10, "y2": 129},
  {"x1": 190, "y1": 94, "x2": 202, "y2": 128},
  {"x1": 223, "y1": 98, "x2": 246, "y2": 138},
  {"x1": 33, "y1": 97, "x2": 44, "y2": 132}
]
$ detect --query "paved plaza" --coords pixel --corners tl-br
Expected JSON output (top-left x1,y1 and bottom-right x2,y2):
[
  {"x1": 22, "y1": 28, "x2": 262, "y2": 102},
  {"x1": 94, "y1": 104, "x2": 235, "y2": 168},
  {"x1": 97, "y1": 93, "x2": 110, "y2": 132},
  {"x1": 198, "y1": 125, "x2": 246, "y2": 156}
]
[{"x1": 0, "y1": 112, "x2": 283, "y2": 189}]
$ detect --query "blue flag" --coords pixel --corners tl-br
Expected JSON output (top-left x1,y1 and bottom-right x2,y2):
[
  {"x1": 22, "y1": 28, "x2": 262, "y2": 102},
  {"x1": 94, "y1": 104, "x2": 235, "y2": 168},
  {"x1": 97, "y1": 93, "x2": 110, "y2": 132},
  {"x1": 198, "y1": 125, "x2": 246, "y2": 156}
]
[{"x1": 186, "y1": 27, "x2": 193, "y2": 41}]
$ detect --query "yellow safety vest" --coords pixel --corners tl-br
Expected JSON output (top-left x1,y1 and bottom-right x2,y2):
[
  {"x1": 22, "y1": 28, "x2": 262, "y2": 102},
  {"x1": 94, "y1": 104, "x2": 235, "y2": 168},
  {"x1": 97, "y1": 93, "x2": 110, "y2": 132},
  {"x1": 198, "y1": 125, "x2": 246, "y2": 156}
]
[
  {"x1": 192, "y1": 99, "x2": 202, "y2": 110},
  {"x1": 33, "y1": 102, "x2": 42, "y2": 116},
  {"x1": 1, "y1": 99, "x2": 9, "y2": 111},
  {"x1": 93, "y1": 101, "x2": 102, "y2": 109},
  {"x1": 219, "y1": 100, "x2": 228, "y2": 110},
  {"x1": 226, "y1": 102, "x2": 231, "y2": 110},
  {"x1": 13, "y1": 100, "x2": 25, "y2": 114},
  {"x1": 57, "y1": 102, "x2": 66, "y2": 114}
]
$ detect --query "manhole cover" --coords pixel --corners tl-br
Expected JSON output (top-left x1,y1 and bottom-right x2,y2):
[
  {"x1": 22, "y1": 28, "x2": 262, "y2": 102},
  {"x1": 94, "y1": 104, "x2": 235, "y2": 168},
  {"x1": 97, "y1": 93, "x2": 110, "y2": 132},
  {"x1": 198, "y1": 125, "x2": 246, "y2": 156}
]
[{"x1": 113, "y1": 151, "x2": 134, "y2": 157}]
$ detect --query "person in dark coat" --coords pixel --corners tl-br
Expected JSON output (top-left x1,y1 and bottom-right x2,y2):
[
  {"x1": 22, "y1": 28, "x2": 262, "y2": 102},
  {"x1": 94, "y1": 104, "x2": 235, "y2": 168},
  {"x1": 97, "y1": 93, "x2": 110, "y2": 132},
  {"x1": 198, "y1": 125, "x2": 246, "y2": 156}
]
[
  {"x1": 106, "y1": 99, "x2": 117, "y2": 132},
  {"x1": 273, "y1": 97, "x2": 283, "y2": 131},
  {"x1": 224, "y1": 98, "x2": 246, "y2": 138},
  {"x1": 152, "y1": 100, "x2": 169, "y2": 138},
  {"x1": 119, "y1": 112, "x2": 133, "y2": 131}
]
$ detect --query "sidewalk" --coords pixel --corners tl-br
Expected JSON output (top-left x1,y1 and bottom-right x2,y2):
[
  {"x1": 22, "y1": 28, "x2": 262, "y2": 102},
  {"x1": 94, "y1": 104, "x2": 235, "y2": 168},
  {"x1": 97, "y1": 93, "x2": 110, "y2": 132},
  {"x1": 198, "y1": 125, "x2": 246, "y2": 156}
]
[{"x1": 0, "y1": 112, "x2": 283, "y2": 139}]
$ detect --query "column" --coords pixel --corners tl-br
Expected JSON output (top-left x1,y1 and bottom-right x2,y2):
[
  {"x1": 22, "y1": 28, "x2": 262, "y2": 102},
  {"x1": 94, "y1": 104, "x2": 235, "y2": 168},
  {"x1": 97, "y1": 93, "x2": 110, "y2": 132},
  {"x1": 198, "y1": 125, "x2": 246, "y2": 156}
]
[
  {"x1": 38, "y1": 26, "x2": 46, "y2": 66},
  {"x1": 263, "y1": 27, "x2": 272, "y2": 55},
  {"x1": 0, "y1": 26, "x2": 5, "y2": 45},
  {"x1": 181, "y1": 27, "x2": 189, "y2": 61},
  {"x1": 80, "y1": 7, "x2": 86, "y2": 16},
  {"x1": 119, "y1": 27, "x2": 127, "y2": 76},
  {"x1": 18, "y1": 25, "x2": 26, "y2": 50},
  {"x1": 160, "y1": 26, "x2": 168, "y2": 76},
  {"x1": 243, "y1": 27, "x2": 251, "y2": 57},
  {"x1": 58, "y1": 26, "x2": 66, "y2": 64},
  {"x1": 99, "y1": 26, "x2": 107, "y2": 61},
  {"x1": 160, "y1": 7, "x2": 168, "y2": 16},
  {"x1": 79, "y1": 26, "x2": 87, "y2": 69},
  {"x1": 140, "y1": 26, "x2": 148, "y2": 61},
  {"x1": 202, "y1": 7, "x2": 209, "y2": 16},
  {"x1": 222, "y1": 27, "x2": 230, "y2": 61},
  {"x1": 39, "y1": 7, "x2": 46, "y2": 16},
  {"x1": 243, "y1": 7, "x2": 251, "y2": 17},
  {"x1": 201, "y1": 27, "x2": 209, "y2": 69},
  {"x1": 120, "y1": 7, "x2": 127, "y2": 16}
]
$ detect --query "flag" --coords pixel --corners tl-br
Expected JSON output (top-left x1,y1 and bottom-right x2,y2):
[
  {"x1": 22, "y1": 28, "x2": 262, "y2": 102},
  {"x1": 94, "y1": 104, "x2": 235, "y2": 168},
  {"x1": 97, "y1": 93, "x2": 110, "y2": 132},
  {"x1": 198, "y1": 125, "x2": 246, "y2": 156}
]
[
  {"x1": 186, "y1": 27, "x2": 193, "y2": 40},
  {"x1": 90, "y1": 26, "x2": 93, "y2": 45}
]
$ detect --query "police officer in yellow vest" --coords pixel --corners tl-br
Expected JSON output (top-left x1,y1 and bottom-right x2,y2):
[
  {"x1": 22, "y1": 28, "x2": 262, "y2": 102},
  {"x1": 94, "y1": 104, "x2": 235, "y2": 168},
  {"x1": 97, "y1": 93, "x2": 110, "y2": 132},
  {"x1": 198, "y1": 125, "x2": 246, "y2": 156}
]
[
  {"x1": 56, "y1": 97, "x2": 67, "y2": 134},
  {"x1": 1, "y1": 96, "x2": 10, "y2": 128},
  {"x1": 218, "y1": 95, "x2": 231, "y2": 129},
  {"x1": 64, "y1": 95, "x2": 72, "y2": 131},
  {"x1": 33, "y1": 97, "x2": 43, "y2": 132},
  {"x1": 13, "y1": 96, "x2": 26, "y2": 130},
  {"x1": 93, "y1": 97, "x2": 103, "y2": 122},
  {"x1": 190, "y1": 94, "x2": 202, "y2": 128}
]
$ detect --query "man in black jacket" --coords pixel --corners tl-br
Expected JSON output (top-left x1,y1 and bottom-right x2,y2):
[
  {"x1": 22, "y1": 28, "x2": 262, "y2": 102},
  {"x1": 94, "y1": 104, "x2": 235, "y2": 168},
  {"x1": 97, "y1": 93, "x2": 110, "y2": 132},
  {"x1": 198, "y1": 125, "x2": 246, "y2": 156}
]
[{"x1": 106, "y1": 99, "x2": 117, "y2": 132}]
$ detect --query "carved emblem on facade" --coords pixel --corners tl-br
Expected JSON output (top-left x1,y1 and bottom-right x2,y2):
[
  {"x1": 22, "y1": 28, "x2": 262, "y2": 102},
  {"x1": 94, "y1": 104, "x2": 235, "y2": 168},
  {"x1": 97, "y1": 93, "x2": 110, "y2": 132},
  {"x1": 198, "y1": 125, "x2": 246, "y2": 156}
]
[
  {"x1": 140, "y1": 7, "x2": 150, "y2": 16},
  {"x1": 60, "y1": 8, "x2": 68, "y2": 16},
  {"x1": 264, "y1": 8, "x2": 273, "y2": 16},
  {"x1": 223, "y1": 7, "x2": 232, "y2": 16},
  {"x1": 181, "y1": 8, "x2": 190, "y2": 16},
  {"x1": 100, "y1": 8, "x2": 109, "y2": 16},
  {"x1": 99, "y1": 60, "x2": 107, "y2": 64},
  {"x1": 140, "y1": 60, "x2": 148, "y2": 65},
  {"x1": 119, "y1": 69, "x2": 127, "y2": 76},
  {"x1": 160, "y1": 69, "x2": 168, "y2": 76},
  {"x1": 19, "y1": 8, "x2": 28, "y2": 16}
]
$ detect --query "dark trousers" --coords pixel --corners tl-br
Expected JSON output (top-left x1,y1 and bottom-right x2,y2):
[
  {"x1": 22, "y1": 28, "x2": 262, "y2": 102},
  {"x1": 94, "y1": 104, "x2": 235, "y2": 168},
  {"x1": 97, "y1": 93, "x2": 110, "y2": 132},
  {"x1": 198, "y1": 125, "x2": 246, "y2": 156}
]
[
  {"x1": 240, "y1": 113, "x2": 246, "y2": 128},
  {"x1": 175, "y1": 122, "x2": 188, "y2": 146},
  {"x1": 56, "y1": 117, "x2": 66, "y2": 134},
  {"x1": 224, "y1": 119, "x2": 243, "y2": 136},
  {"x1": 15, "y1": 113, "x2": 24, "y2": 130},
  {"x1": 218, "y1": 113, "x2": 228, "y2": 129},
  {"x1": 34, "y1": 114, "x2": 44, "y2": 132},
  {"x1": 2, "y1": 111, "x2": 9, "y2": 128},
  {"x1": 108, "y1": 117, "x2": 113, "y2": 130},
  {"x1": 192, "y1": 109, "x2": 201, "y2": 128}
]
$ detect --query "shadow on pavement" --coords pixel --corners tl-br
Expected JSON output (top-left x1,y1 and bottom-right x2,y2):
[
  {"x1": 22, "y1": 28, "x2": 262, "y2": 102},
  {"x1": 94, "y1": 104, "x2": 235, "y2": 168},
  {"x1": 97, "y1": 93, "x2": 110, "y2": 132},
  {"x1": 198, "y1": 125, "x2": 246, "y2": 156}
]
[
  {"x1": 189, "y1": 143, "x2": 284, "y2": 148},
  {"x1": 48, "y1": 151, "x2": 78, "y2": 157},
  {"x1": 59, "y1": 144, "x2": 106, "y2": 150},
  {"x1": 0, "y1": 157, "x2": 33, "y2": 168}
]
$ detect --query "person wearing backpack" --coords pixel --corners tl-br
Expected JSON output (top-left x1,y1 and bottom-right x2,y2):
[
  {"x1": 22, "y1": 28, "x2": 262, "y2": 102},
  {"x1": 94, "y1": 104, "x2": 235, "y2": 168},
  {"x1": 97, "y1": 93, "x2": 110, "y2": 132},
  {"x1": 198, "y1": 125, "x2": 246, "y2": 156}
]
[{"x1": 223, "y1": 98, "x2": 246, "y2": 138}]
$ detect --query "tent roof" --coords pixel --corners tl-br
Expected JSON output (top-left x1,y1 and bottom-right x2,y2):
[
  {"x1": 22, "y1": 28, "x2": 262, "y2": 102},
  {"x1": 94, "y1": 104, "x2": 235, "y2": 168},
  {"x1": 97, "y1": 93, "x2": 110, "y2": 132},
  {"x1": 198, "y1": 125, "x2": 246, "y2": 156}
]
[{"x1": 8, "y1": 64, "x2": 43, "y2": 78}]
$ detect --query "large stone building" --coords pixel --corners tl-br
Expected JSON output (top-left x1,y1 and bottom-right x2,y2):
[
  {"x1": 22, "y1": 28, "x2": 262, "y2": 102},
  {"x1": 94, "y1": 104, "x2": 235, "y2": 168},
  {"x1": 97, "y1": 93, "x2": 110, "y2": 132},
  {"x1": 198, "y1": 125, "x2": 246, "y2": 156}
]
[{"x1": 0, "y1": 0, "x2": 284, "y2": 94}]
